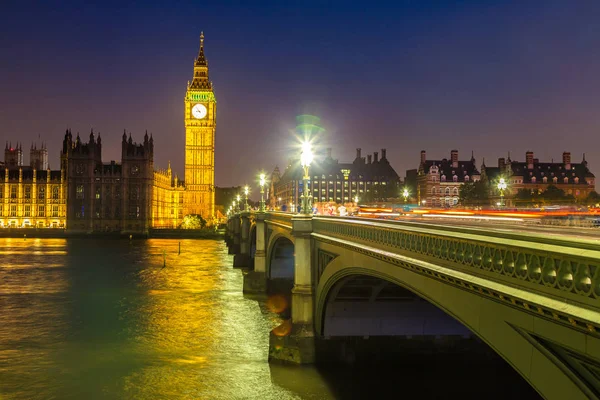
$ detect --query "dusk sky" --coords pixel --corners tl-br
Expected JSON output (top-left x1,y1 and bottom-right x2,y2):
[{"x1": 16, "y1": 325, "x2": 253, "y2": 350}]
[{"x1": 1, "y1": 1, "x2": 600, "y2": 187}]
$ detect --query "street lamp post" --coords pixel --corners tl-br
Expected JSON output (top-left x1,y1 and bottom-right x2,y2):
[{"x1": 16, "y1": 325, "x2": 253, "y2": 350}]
[
  {"x1": 497, "y1": 178, "x2": 507, "y2": 208},
  {"x1": 243, "y1": 186, "x2": 249, "y2": 211},
  {"x1": 402, "y1": 188, "x2": 409, "y2": 204},
  {"x1": 232, "y1": 201, "x2": 236, "y2": 213},
  {"x1": 236, "y1": 195, "x2": 241, "y2": 212},
  {"x1": 300, "y1": 141, "x2": 314, "y2": 215},
  {"x1": 259, "y1": 173, "x2": 266, "y2": 212}
]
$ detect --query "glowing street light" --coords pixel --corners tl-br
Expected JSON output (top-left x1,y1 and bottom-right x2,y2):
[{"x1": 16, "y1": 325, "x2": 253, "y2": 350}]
[
  {"x1": 354, "y1": 195, "x2": 359, "y2": 204},
  {"x1": 402, "y1": 188, "x2": 409, "y2": 203},
  {"x1": 243, "y1": 186, "x2": 250, "y2": 211},
  {"x1": 497, "y1": 178, "x2": 508, "y2": 208},
  {"x1": 236, "y1": 194, "x2": 241, "y2": 212},
  {"x1": 259, "y1": 173, "x2": 266, "y2": 212},
  {"x1": 300, "y1": 141, "x2": 313, "y2": 215}
]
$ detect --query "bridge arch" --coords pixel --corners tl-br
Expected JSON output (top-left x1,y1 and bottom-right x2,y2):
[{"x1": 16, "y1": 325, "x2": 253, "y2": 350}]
[
  {"x1": 315, "y1": 251, "x2": 595, "y2": 399},
  {"x1": 265, "y1": 230, "x2": 295, "y2": 279},
  {"x1": 267, "y1": 235, "x2": 294, "y2": 280}
]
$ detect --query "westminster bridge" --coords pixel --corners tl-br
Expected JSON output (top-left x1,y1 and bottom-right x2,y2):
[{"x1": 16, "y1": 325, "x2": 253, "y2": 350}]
[{"x1": 225, "y1": 211, "x2": 600, "y2": 400}]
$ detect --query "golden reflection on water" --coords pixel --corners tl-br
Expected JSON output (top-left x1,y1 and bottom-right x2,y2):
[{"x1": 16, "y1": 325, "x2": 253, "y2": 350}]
[{"x1": 0, "y1": 238, "x2": 334, "y2": 400}]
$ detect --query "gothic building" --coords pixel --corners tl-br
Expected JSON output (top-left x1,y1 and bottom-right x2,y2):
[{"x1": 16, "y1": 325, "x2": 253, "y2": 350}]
[
  {"x1": 417, "y1": 150, "x2": 481, "y2": 207},
  {"x1": 62, "y1": 129, "x2": 154, "y2": 233},
  {"x1": 273, "y1": 148, "x2": 401, "y2": 211},
  {"x1": 481, "y1": 151, "x2": 595, "y2": 205},
  {"x1": 1, "y1": 142, "x2": 66, "y2": 228}
]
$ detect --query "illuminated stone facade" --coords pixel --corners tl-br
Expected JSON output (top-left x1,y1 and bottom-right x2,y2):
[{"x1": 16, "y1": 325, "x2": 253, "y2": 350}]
[
  {"x1": 183, "y1": 32, "x2": 216, "y2": 219},
  {"x1": 63, "y1": 130, "x2": 154, "y2": 233},
  {"x1": 152, "y1": 162, "x2": 185, "y2": 228},
  {"x1": 417, "y1": 150, "x2": 481, "y2": 207},
  {"x1": 481, "y1": 151, "x2": 595, "y2": 205},
  {"x1": 1, "y1": 142, "x2": 66, "y2": 228},
  {"x1": 273, "y1": 148, "x2": 401, "y2": 211}
]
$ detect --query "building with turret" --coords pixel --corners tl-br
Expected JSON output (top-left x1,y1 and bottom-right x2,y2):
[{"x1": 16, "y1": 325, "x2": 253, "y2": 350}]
[
  {"x1": 273, "y1": 147, "x2": 401, "y2": 211},
  {"x1": 417, "y1": 150, "x2": 481, "y2": 207},
  {"x1": 62, "y1": 129, "x2": 155, "y2": 233},
  {"x1": 480, "y1": 151, "x2": 595, "y2": 205},
  {"x1": 1, "y1": 141, "x2": 66, "y2": 228}
]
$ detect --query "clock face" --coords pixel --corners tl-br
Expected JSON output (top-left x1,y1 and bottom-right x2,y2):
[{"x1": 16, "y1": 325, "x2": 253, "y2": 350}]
[{"x1": 191, "y1": 103, "x2": 207, "y2": 119}]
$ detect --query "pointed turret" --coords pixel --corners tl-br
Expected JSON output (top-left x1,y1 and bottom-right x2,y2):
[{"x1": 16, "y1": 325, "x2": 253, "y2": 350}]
[
  {"x1": 190, "y1": 31, "x2": 212, "y2": 90},
  {"x1": 122, "y1": 129, "x2": 127, "y2": 142}
]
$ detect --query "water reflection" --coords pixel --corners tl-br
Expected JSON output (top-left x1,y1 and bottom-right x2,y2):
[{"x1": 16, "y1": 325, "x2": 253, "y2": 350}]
[{"x1": 0, "y1": 239, "x2": 337, "y2": 400}]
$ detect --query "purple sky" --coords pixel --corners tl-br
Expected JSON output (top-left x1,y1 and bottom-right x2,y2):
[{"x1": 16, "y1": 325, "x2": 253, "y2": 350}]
[{"x1": 1, "y1": 1, "x2": 600, "y2": 187}]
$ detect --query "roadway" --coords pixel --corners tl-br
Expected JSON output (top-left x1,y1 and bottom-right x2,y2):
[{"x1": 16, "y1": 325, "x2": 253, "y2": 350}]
[{"x1": 358, "y1": 213, "x2": 600, "y2": 248}]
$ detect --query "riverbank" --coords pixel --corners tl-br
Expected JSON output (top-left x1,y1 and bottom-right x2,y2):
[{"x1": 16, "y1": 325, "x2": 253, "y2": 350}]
[{"x1": 0, "y1": 228, "x2": 224, "y2": 239}]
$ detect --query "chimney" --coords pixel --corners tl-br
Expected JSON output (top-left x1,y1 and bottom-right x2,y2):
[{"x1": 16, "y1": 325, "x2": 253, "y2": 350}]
[
  {"x1": 498, "y1": 157, "x2": 505, "y2": 170},
  {"x1": 374, "y1": 152, "x2": 379, "y2": 163},
  {"x1": 563, "y1": 152, "x2": 571, "y2": 170},
  {"x1": 326, "y1": 147, "x2": 332, "y2": 158},
  {"x1": 367, "y1": 154, "x2": 372, "y2": 164},
  {"x1": 420, "y1": 150, "x2": 426, "y2": 165},
  {"x1": 381, "y1": 148, "x2": 387, "y2": 160},
  {"x1": 526, "y1": 151, "x2": 534, "y2": 169},
  {"x1": 451, "y1": 150, "x2": 458, "y2": 168},
  {"x1": 356, "y1": 148, "x2": 362, "y2": 160}
]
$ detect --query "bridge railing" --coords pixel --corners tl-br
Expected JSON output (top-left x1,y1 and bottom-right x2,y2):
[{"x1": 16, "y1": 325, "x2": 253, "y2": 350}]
[{"x1": 309, "y1": 216, "x2": 600, "y2": 313}]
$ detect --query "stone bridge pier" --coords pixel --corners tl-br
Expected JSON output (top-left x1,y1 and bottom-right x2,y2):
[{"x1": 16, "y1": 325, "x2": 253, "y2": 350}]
[
  {"x1": 233, "y1": 211, "x2": 251, "y2": 268},
  {"x1": 268, "y1": 215, "x2": 315, "y2": 363}
]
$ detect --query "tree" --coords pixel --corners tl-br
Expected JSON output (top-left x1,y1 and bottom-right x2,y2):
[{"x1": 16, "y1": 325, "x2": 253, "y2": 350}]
[
  {"x1": 514, "y1": 188, "x2": 538, "y2": 206},
  {"x1": 541, "y1": 185, "x2": 566, "y2": 202},
  {"x1": 181, "y1": 214, "x2": 207, "y2": 229},
  {"x1": 459, "y1": 180, "x2": 489, "y2": 206},
  {"x1": 586, "y1": 191, "x2": 600, "y2": 206}
]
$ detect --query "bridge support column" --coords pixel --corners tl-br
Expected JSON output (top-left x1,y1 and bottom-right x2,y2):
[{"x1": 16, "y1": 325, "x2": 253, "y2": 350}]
[
  {"x1": 269, "y1": 215, "x2": 315, "y2": 364},
  {"x1": 243, "y1": 212, "x2": 267, "y2": 293},
  {"x1": 234, "y1": 212, "x2": 251, "y2": 268},
  {"x1": 229, "y1": 215, "x2": 241, "y2": 254}
]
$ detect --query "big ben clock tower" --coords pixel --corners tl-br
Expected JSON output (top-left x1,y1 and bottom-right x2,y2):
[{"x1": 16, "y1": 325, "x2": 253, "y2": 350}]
[{"x1": 184, "y1": 32, "x2": 216, "y2": 219}]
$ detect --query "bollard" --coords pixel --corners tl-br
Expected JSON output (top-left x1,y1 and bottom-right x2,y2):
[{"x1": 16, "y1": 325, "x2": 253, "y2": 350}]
[{"x1": 129, "y1": 234, "x2": 132, "y2": 241}]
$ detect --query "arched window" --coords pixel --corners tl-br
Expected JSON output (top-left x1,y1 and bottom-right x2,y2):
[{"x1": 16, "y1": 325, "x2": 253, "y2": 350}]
[
  {"x1": 445, "y1": 188, "x2": 450, "y2": 195},
  {"x1": 441, "y1": 175, "x2": 446, "y2": 182},
  {"x1": 575, "y1": 177, "x2": 579, "y2": 184},
  {"x1": 542, "y1": 177, "x2": 547, "y2": 183},
  {"x1": 453, "y1": 187, "x2": 459, "y2": 196},
  {"x1": 564, "y1": 177, "x2": 569, "y2": 184},
  {"x1": 531, "y1": 177, "x2": 536, "y2": 184},
  {"x1": 553, "y1": 177, "x2": 558, "y2": 183},
  {"x1": 464, "y1": 175, "x2": 469, "y2": 182},
  {"x1": 453, "y1": 175, "x2": 458, "y2": 182}
]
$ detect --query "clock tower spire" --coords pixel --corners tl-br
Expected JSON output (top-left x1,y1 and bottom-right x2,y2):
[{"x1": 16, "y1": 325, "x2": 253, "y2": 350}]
[{"x1": 184, "y1": 32, "x2": 217, "y2": 219}]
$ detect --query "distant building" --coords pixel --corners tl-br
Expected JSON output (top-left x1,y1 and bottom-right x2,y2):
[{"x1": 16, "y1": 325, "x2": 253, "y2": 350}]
[
  {"x1": 268, "y1": 166, "x2": 281, "y2": 209},
  {"x1": 273, "y1": 148, "x2": 401, "y2": 211},
  {"x1": 4, "y1": 142, "x2": 23, "y2": 168},
  {"x1": 215, "y1": 186, "x2": 241, "y2": 215},
  {"x1": 1, "y1": 141, "x2": 66, "y2": 229},
  {"x1": 417, "y1": 150, "x2": 481, "y2": 207},
  {"x1": 481, "y1": 151, "x2": 595, "y2": 205},
  {"x1": 30, "y1": 143, "x2": 48, "y2": 170}
]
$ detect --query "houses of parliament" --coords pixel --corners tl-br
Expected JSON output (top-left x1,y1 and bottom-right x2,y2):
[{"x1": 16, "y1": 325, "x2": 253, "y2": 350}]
[{"x1": 0, "y1": 33, "x2": 216, "y2": 233}]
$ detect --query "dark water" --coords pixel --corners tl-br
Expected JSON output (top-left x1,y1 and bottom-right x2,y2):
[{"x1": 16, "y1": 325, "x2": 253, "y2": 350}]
[{"x1": 0, "y1": 238, "x2": 539, "y2": 399}]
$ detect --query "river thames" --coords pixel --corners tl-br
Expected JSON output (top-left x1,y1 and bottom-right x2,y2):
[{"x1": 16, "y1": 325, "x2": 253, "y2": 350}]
[{"x1": 0, "y1": 238, "x2": 539, "y2": 399}]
